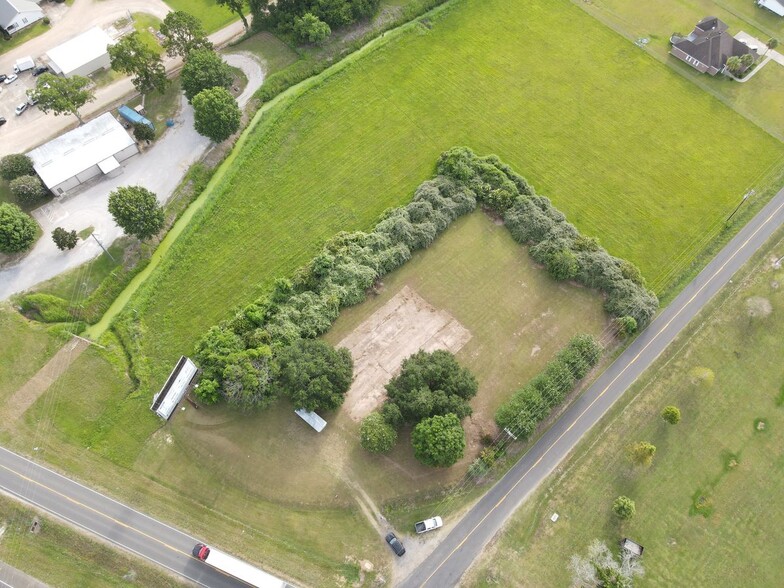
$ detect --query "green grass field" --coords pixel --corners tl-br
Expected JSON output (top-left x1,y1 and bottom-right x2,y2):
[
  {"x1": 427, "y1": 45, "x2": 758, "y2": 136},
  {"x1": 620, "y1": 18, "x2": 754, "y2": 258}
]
[
  {"x1": 130, "y1": 0, "x2": 784, "y2": 400},
  {"x1": 0, "y1": 21, "x2": 48, "y2": 56},
  {"x1": 575, "y1": 0, "x2": 784, "y2": 138},
  {"x1": 230, "y1": 31, "x2": 301, "y2": 75},
  {"x1": 163, "y1": 0, "x2": 238, "y2": 33},
  {"x1": 0, "y1": 495, "x2": 186, "y2": 587},
  {"x1": 467, "y1": 228, "x2": 784, "y2": 587}
]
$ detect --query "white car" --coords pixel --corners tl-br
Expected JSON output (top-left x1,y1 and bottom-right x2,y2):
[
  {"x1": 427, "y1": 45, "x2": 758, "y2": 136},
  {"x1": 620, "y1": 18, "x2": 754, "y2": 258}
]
[
  {"x1": 4, "y1": 74, "x2": 18, "y2": 85},
  {"x1": 15, "y1": 102, "x2": 27, "y2": 116}
]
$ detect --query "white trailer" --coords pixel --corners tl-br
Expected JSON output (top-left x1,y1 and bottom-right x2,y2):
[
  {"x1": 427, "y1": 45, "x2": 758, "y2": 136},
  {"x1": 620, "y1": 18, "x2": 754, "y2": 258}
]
[{"x1": 192, "y1": 544, "x2": 291, "y2": 588}]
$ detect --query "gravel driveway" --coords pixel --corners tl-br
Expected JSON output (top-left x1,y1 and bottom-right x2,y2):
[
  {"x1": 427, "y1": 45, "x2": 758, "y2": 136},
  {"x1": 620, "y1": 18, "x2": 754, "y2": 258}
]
[{"x1": 0, "y1": 53, "x2": 263, "y2": 301}]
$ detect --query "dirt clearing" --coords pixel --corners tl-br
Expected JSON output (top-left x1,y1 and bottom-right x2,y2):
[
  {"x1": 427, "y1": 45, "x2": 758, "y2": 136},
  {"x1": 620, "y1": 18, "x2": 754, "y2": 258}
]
[{"x1": 338, "y1": 286, "x2": 471, "y2": 422}]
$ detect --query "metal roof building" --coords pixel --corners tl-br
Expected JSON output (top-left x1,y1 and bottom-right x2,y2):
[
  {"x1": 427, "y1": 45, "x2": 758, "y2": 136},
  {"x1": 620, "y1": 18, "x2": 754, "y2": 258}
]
[
  {"x1": 27, "y1": 113, "x2": 138, "y2": 195},
  {"x1": 46, "y1": 27, "x2": 114, "y2": 78},
  {"x1": 152, "y1": 357, "x2": 199, "y2": 420}
]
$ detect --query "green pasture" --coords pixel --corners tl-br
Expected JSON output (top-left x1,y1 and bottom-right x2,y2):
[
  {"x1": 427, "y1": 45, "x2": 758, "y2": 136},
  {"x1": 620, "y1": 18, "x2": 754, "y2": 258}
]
[
  {"x1": 230, "y1": 32, "x2": 301, "y2": 75},
  {"x1": 163, "y1": 0, "x2": 238, "y2": 33},
  {"x1": 0, "y1": 495, "x2": 186, "y2": 587},
  {"x1": 575, "y1": 0, "x2": 784, "y2": 138},
  {"x1": 467, "y1": 229, "x2": 784, "y2": 587},
  {"x1": 128, "y1": 0, "x2": 784, "y2": 400},
  {"x1": 0, "y1": 306, "x2": 57, "y2": 403}
]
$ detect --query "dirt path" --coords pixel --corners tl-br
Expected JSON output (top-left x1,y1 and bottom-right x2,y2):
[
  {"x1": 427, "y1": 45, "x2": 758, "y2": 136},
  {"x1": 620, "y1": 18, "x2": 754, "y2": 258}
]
[{"x1": 4, "y1": 337, "x2": 89, "y2": 422}]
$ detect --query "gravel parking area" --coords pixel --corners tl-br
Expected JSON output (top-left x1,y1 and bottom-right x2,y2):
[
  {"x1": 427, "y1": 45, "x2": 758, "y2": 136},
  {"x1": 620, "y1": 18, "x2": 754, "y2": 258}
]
[{"x1": 0, "y1": 68, "x2": 45, "y2": 128}]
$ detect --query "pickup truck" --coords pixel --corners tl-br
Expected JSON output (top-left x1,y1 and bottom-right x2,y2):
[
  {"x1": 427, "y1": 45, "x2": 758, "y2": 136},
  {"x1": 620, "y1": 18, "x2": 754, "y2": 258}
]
[{"x1": 414, "y1": 516, "x2": 443, "y2": 534}]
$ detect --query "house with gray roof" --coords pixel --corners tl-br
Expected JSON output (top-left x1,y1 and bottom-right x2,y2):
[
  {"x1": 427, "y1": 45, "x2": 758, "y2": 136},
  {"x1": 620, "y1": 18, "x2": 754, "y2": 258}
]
[
  {"x1": 670, "y1": 16, "x2": 756, "y2": 75},
  {"x1": 0, "y1": 0, "x2": 43, "y2": 35}
]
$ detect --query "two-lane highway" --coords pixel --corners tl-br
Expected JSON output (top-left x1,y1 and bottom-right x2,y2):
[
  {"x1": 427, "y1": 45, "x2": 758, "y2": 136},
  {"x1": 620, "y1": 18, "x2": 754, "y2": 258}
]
[
  {"x1": 0, "y1": 447, "x2": 258, "y2": 587},
  {"x1": 400, "y1": 186, "x2": 784, "y2": 587}
]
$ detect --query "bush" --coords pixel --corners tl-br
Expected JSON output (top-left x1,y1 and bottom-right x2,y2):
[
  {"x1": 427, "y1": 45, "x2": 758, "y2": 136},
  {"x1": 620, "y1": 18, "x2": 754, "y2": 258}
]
[
  {"x1": 360, "y1": 412, "x2": 397, "y2": 453},
  {"x1": 133, "y1": 123, "x2": 155, "y2": 143},
  {"x1": 52, "y1": 227, "x2": 78, "y2": 250},
  {"x1": 294, "y1": 13, "x2": 331, "y2": 44},
  {"x1": 411, "y1": 413, "x2": 466, "y2": 468},
  {"x1": 613, "y1": 495, "x2": 636, "y2": 519},
  {"x1": 661, "y1": 405, "x2": 681, "y2": 425},
  {"x1": 0, "y1": 202, "x2": 38, "y2": 253},
  {"x1": 0, "y1": 154, "x2": 34, "y2": 181},
  {"x1": 192, "y1": 86, "x2": 241, "y2": 143},
  {"x1": 108, "y1": 186, "x2": 164, "y2": 241},
  {"x1": 10, "y1": 175, "x2": 47, "y2": 205},
  {"x1": 20, "y1": 293, "x2": 73, "y2": 323}
]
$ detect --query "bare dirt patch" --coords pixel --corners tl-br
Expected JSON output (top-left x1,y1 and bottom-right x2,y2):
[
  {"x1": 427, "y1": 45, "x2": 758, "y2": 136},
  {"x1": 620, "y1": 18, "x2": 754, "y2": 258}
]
[{"x1": 338, "y1": 286, "x2": 471, "y2": 422}]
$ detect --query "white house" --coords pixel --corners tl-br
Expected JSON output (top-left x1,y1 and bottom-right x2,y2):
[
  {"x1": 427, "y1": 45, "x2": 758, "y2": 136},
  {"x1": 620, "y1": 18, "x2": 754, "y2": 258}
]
[
  {"x1": 46, "y1": 27, "x2": 115, "y2": 78},
  {"x1": 0, "y1": 0, "x2": 44, "y2": 35},
  {"x1": 758, "y1": 0, "x2": 784, "y2": 17},
  {"x1": 27, "y1": 113, "x2": 138, "y2": 195}
]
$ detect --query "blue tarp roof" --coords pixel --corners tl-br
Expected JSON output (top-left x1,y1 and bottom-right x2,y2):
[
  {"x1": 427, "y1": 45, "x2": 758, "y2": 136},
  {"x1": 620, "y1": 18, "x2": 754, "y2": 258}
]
[{"x1": 118, "y1": 105, "x2": 154, "y2": 130}]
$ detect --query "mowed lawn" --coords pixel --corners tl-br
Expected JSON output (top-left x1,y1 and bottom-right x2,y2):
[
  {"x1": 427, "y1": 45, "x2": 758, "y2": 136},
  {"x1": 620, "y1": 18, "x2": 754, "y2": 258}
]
[
  {"x1": 163, "y1": 0, "x2": 237, "y2": 33},
  {"x1": 134, "y1": 0, "x2": 783, "y2": 392},
  {"x1": 467, "y1": 231, "x2": 784, "y2": 587},
  {"x1": 578, "y1": 0, "x2": 784, "y2": 138}
]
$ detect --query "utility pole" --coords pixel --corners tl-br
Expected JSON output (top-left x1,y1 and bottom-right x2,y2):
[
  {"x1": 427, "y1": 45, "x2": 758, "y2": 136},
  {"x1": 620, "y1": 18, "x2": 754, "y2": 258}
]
[
  {"x1": 90, "y1": 233, "x2": 116, "y2": 262},
  {"x1": 726, "y1": 190, "x2": 753, "y2": 223}
]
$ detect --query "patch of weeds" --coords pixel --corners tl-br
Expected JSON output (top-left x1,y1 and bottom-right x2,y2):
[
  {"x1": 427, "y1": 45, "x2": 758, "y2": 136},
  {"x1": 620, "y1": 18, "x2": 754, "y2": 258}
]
[
  {"x1": 776, "y1": 383, "x2": 784, "y2": 407},
  {"x1": 690, "y1": 489, "x2": 714, "y2": 518},
  {"x1": 754, "y1": 418, "x2": 768, "y2": 433},
  {"x1": 721, "y1": 450, "x2": 740, "y2": 472},
  {"x1": 337, "y1": 561, "x2": 360, "y2": 583}
]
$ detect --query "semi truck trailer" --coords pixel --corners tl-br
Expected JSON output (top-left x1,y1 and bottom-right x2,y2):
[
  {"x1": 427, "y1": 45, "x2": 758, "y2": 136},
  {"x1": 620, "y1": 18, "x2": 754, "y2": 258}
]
[{"x1": 192, "y1": 543, "x2": 291, "y2": 588}]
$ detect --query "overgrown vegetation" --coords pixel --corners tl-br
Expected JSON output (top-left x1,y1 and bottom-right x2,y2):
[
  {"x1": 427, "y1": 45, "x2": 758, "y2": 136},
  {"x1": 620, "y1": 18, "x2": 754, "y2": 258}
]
[{"x1": 494, "y1": 334, "x2": 602, "y2": 440}]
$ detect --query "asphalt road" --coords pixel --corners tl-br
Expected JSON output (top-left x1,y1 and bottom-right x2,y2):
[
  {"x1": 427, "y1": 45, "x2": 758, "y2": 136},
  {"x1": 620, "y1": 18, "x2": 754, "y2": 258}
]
[
  {"x1": 399, "y1": 186, "x2": 784, "y2": 587},
  {"x1": 0, "y1": 447, "x2": 278, "y2": 588}
]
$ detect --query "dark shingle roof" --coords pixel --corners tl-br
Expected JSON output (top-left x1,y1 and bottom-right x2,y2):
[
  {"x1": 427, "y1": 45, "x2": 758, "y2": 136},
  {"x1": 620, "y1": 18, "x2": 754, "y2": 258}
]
[{"x1": 672, "y1": 16, "x2": 753, "y2": 71}]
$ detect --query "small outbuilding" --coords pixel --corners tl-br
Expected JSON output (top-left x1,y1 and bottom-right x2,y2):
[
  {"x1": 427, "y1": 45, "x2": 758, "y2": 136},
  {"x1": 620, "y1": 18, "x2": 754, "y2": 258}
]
[
  {"x1": 620, "y1": 538, "x2": 644, "y2": 558},
  {"x1": 151, "y1": 357, "x2": 199, "y2": 420},
  {"x1": 295, "y1": 409, "x2": 327, "y2": 432},
  {"x1": 27, "y1": 112, "x2": 138, "y2": 195},
  {"x1": 0, "y1": 0, "x2": 44, "y2": 35},
  {"x1": 46, "y1": 27, "x2": 115, "y2": 78}
]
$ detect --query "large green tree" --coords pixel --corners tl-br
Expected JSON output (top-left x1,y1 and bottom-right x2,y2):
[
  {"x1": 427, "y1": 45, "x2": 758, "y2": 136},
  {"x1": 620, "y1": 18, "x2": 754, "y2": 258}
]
[
  {"x1": 0, "y1": 154, "x2": 34, "y2": 181},
  {"x1": 0, "y1": 202, "x2": 38, "y2": 253},
  {"x1": 385, "y1": 349, "x2": 478, "y2": 423},
  {"x1": 273, "y1": 338, "x2": 353, "y2": 412},
  {"x1": 216, "y1": 0, "x2": 250, "y2": 31},
  {"x1": 159, "y1": 10, "x2": 213, "y2": 58},
  {"x1": 27, "y1": 74, "x2": 94, "y2": 124},
  {"x1": 9, "y1": 175, "x2": 47, "y2": 205},
  {"x1": 411, "y1": 413, "x2": 466, "y2": 467},
  {"x1": 107, "y1": 186, "x2": 164, "y2": 241},
  {"x1": 360, "y1": 412, "x2": 397, "y2": 453},
  {"x1": 661, "y1": 405, "x2": 681, "y2": 425},
  {"x1": 293, "y1": 13, "x2": 331, "y2": 44},
  {"x1": 192, "y1": 86, "x2": 241, "y2": 142},
  {"x1": 181, "y1": 48, "x2": 233, "y2": 102},
  {"x1": 108, "y1": 32, "x2": 169, "y2": 100}
]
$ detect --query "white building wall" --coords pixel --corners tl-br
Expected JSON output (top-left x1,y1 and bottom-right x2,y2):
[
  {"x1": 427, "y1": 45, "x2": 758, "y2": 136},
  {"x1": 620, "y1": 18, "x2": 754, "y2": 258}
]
[
  {"x1": 115, "y1": 144, "x2": 139, "y2": 163},
  {"x1": 75, "y1": 165, "x2": 101, "y2": 184},
  {"x1": 6, "y1": 10, "x2": 43, "y2": 34},
  {"x1": 68, "y1": 53, "x2": 111, "y2": 78},
  {"x1": 51, "y1": 176, "x2": 80, "y2": 195}
]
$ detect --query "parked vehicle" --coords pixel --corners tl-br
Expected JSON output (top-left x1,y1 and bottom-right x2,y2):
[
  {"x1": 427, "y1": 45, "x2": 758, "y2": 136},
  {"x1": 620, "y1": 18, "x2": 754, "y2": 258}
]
[
  {"x1": 0, "y1": 74, "x2": 7, "y2": 82},
  {"x1": 4, "y1": 74, "x2": 18, "y2": 85},
  {"x1": 385, "y1": 533, "x2": 406, "y2": 556},
  {"x1": 13, "y1": 56, "x2": 35, "y2": 73},
  {"x1": 0, "y1": 118, "x2": 7, "y2": 126},
  {"x1": 15, "y1": 103, "x2": 27, "y2": 116},
  {"x1": 415, "y1": 516, "x2": 443, "y2": 534},
  {"x1": 27, "y1": 95, "x2": 38, "y2": 106},
  {"x1": 32, "y1": 66, "x2": 49, "y2": 77},
  {"x1": 191, "y1": 543, "x2": 289, "y2": 588}
]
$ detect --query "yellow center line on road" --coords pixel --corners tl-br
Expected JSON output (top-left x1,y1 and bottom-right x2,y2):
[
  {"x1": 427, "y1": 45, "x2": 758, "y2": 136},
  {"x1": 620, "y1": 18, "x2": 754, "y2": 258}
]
[
  {"x1": 419, "y1": 197, "x2": 784, "y2": 587},
  {"x1": 0, "y1": 462, "x2": 188, "y2": 558}
]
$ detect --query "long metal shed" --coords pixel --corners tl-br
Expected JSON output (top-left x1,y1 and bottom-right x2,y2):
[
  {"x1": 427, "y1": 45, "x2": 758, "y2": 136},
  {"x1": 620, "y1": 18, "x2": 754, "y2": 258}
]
[{"x1": 151, "y1": 356, "x2": 198, "y2": 420}]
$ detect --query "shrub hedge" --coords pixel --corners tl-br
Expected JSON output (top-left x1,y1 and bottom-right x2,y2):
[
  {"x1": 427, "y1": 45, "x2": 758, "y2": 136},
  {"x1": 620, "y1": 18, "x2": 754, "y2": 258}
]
[
  {"x1": 193, "y1": 147, "x2": 656, "y2": 408},
  {"x1": 494, "y1": 334, "x2": 602, "y2": 440}
]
